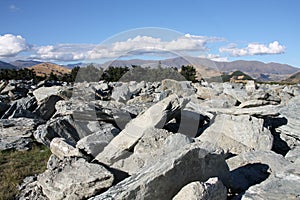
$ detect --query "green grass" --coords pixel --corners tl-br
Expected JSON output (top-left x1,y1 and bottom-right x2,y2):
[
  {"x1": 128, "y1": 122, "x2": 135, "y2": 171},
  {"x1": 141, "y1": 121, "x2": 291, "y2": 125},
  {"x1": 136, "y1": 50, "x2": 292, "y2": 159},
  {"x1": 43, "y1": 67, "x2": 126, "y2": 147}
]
[{"x1": 0, "y1": 142, "x2": 51, "y2": 200}]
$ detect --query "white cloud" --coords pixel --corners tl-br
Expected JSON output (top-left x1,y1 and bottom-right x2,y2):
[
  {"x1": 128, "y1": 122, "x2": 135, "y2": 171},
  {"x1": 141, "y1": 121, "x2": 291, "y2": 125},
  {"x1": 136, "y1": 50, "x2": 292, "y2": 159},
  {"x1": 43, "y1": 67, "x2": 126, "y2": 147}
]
[
  {"x1": 219, "y1": 41, "x2": 285, "y2": 56},
  {"x1": 199, "y1": 54, "x2": 229, "y2": 62},
  {"x1": 0, "y1": 34, "x2": 29, "y2": 57},
  {"x1": 88, "y1": 34, "x2": 221, "y2": 60},
  {"x1": 31, "y1": 44, "x2": 95, "y2": 61}
]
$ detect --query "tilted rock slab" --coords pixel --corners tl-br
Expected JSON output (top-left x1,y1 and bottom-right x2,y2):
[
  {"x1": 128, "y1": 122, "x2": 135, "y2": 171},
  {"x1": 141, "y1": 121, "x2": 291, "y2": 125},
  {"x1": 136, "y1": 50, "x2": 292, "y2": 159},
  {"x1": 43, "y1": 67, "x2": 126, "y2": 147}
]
[
  {"x1": 198, "y1": 114, "x2": 273, "y2": 154},
  {"x1": 95, "y1": 94, "x2": 189, "y2": 165},
  {"x1": 90, "y1": 142, "x2": 229, "y2": 200}
]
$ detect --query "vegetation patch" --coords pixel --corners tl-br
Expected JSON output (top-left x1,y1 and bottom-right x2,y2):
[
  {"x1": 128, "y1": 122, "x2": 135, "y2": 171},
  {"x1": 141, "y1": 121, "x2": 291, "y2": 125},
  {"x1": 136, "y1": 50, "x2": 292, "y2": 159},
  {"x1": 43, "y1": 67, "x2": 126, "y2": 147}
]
[{"x1": 0, "y1": 142, "x2": 51, "y2": 200}]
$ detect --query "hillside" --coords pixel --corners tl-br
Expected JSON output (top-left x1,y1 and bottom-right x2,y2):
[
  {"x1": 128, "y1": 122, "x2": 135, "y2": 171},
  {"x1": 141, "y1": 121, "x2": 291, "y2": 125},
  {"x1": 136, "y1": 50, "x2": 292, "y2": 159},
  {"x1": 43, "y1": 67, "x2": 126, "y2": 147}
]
[
  {"x1": 0, "y1": 61, "x2": 17, "y2": 70},
  {"x1": 10, "y1": 60, "x2": 42, "y2": 69},
  {"x1": 101, "y1": 57, "x2": 299, "y2": 81},
  {"x1": 215, "y1": 60, "x2": 299, "y2": 81},
  {"x1": 27, "y1": 62, "x2": 71, "y2": 76},
  {"x1": 283, "y1": 70, "x2": 300, "y2": 83}
]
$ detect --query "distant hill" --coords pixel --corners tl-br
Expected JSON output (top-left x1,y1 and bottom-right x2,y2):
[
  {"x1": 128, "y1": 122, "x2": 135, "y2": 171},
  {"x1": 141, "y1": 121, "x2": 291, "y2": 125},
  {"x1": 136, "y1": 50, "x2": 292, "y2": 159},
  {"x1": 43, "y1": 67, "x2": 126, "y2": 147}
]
[
  {"x1": 101, "y1": 57, "x2": 298, "y2": 81},
  {"x1": 283, "y1": 70, "x2": 300, "y2": 83},
  {"x1": 215, "y1": 60, "x2": 299, "y2": 81},
  {"x1": 10, "y1": 60, "x2": 43, "y2": 69},
  {"x1": 27, "y1": 63, "x2": 71, "y2": 76},
  {"x1": 0, "y1": 61, "x2": 17, "y2": 70},
  {"x1": 207, "y1": 70, "x2": 254, "y2": 82}
]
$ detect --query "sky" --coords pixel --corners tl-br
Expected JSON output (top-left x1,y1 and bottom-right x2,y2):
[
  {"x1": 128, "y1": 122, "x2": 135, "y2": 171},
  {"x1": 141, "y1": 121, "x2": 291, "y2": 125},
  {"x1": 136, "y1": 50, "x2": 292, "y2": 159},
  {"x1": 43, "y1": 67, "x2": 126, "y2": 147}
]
[{"x1": 0, "y1": 0, "x2": 299, "y2": 67}]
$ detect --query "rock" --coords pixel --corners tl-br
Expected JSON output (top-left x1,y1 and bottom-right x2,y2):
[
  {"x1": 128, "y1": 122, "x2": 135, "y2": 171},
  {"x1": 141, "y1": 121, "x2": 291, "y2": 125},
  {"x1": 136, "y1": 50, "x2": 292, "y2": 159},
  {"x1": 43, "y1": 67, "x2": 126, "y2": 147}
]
[
  {"x1": 1, "y1": 97, "x2": 38, "y2": 119},
  {"x1": 9, "y1": 97, "x2": 38, "y2": 118},
  {"x1": 171, "y1": 108, "x2": 211, "y2": 138},
  {"x1": 34, "y1": 95, "x2": 63, "y2": 120},
  {"x1": 194, "y1": 83, "x2": 220, "y2": 100},
  {"x1": 162, "y1": 133, "x2": 194, "y2": 153},
  {"x1": 241, "y1": 159, "x2": 300, "y2": 200},
  {"x1": 34, "y1": 115, "x2": 79, "y2": 146},
  {"x1": 223, "y1": 85, "x2": 248, "y2": 103},
  {"x1": 37, "y1": 158, "x2": 114, "y2": 200},
  {"x1": 161, "y1": 79, "x2": 195, "y2": 96},
  {"x1": 33, "y1": 86, "x2": 63, "y2": 102},
  {"x1": 128, "y1": 81, "x2": 145, "y2": 95},
  {"x1": 226, "y1": 150, "x2": 291, "y2": 193},
  {"x1": 245, "y1": 80, "x2": 257, "y2": 92},
  {"x1": 285, "y1": 146, "x2": 300, "y2": 162},
  {"x1": 173, "y1": 177, "x2": 227, "y2": 200},
  {"x1": 111, "y1": 83, "x2": 132, "y2": 103},
  {"x1": 50, "y1": 138, "x2": 83, "y2": 159},
  {"x1": 0, "y1": 81, "x2": 6, "y2": 92},
  {"x1": 238, "y1": 99, "x2": 279, "y2": 108},
  {"x1": 111, "y1": 128, "x2": 174, "y2": 175},
  {"x1": 0, "y1": 83, "x2": 15, "y2": 94},
  {"x1": 91, "y1": 142, "x2": 229, "y2": 200},
  {"x1": 0, "y1": 118, "x2": 42, "y2": 150},
  {"x1": 18, "y1": 181, "x2": 49, "y2": 200},
  {"x1": 198, "y1": 114, "x2": 273, "y2": 154},
  {"x1": 208, "y1": 105, "x2": 280, "y2": 117},
  {"x1": 277, "y1": 96, "x2": 300, "y2": 147},
  {"x1": 95, "y1": 94, "x2": 189, "y2": 166},
  {"x1": 199, "y1": 94, "x2": 238, "y2": 108},
  {"x1": 127, "y1": 94, "x2": 155, "y2": 104},
  {"x1": 76, "y1": 123, "x2": 120, "y2": 157}
]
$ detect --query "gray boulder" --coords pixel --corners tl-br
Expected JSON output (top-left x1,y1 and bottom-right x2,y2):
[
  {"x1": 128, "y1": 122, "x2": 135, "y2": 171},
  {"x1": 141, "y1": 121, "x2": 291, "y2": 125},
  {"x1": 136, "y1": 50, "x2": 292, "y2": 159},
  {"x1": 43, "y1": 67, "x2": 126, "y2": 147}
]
[
  {"x1": 1, "y1": 97, "x2": 37, "y2": 119},
  {"x1": 34, "y1": 115, "x2": 80, "y2": 146},
  {"x1": 285, "y1": 146, "x2": 300, "y2": 162},
  {"x1": 277, "y1": 96, "x2": 300, "y2": 147},
  {"x1": 111, "y1": 83, "x2": 132, "y2": 103},
  {"x1": 173, "y1": 177, "x2": 227, "y2": 200},
  {"x1": 90, "y1": 142, "x2": 229, "y2": 200},
  {"x1": 226, "y1": 150, "x2": 291, "y2": 193},
  {"x1": 50, "y1": 137, "x2": 83, "y2": 159},
  {"x1": 95, "y1": 94, "x2": 189, "y2": 166},
  {"x1": 34, "y1": 95, "x2": 63, "y2": 120},
  {"x1": 76, "y1": 123, "x2": 120, "y2": 157},
  {"x1": 111, "y1": 128, "x2": 174, "y2": 175},
  {"x1": 242, "y1": 159, "x2": 300, "y2": 200},
  {"x1": 238, "y1": 99, "x2": 279, "y2": 108},
  {"x1": 33, "y1": 86, "x2": 63, "y2": 102},
  {"x1": 37, "y1": 157, "x2": 114, "y2": 200},
  {"x1": 0, "y1": 118, "x2": 41, "y2": 150},
  {"x1": 198, "y1": 114, "x2": 273, "y2": 154},
  {"x1": 161, "y1": 79, "x2": 195, "y2": 96}
]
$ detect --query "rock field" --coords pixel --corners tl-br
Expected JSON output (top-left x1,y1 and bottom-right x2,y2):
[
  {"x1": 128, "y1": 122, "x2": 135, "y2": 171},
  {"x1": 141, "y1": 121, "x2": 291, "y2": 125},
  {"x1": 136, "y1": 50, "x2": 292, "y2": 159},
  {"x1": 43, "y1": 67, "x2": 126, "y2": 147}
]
[{"x1": 0, "y1": 79, "x2": 299, "y2": 199}]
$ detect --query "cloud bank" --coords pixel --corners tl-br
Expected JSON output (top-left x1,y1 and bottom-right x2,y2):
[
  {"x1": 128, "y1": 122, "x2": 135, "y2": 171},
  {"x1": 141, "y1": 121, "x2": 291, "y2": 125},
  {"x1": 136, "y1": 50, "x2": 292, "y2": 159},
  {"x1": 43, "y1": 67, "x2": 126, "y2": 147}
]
[
  {"x1": 219, "y1": 41, "x2": 285, "y2": 56},
  {"x1": 0, "y1": 33, "x2": 286, "y2": 62}
]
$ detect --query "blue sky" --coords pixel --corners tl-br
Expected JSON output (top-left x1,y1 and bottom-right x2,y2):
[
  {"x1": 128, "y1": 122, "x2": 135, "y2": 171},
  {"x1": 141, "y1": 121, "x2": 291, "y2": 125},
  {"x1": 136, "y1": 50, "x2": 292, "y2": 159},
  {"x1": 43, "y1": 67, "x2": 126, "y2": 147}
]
[{"x1": 0, "y1": 0, "x2": 299, "y2": 67}]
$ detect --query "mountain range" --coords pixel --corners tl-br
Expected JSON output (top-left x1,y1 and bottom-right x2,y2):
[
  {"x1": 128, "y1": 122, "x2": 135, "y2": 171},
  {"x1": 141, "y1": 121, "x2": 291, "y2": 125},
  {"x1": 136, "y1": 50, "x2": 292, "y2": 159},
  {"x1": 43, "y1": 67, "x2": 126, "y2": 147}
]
[{"x1": 0, "y1": 57, "x2": 299, "y2": 81}]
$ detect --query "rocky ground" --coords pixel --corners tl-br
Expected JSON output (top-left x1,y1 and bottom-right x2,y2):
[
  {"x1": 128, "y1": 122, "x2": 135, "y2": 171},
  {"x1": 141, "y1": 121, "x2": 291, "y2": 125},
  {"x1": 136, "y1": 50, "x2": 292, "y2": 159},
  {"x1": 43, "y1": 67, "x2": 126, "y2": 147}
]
[{"x1": 0, "y1": 79, "x2": 299, "y2": 199}]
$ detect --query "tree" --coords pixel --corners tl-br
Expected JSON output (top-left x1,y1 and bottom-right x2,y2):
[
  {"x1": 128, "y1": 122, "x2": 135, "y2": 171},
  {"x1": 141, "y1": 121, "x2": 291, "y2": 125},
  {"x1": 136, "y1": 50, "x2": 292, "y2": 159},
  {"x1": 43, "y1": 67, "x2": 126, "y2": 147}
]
[{"x1": 180, "y1": 65, "x2": 197, "y2": 82}]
